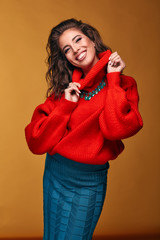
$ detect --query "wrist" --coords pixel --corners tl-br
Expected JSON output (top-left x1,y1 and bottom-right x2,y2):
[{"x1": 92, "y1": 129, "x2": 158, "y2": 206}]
[
  {"x1": 107, "y1": 72, "x2": 121, "y2": 87},
  {"x1": 107, "y1": 69, "x2": 121, "y2": 74}
]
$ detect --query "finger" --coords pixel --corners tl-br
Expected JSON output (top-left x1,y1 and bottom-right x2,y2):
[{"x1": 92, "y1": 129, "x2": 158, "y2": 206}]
[
  {"x1": 68, "y1": 85, "x2": 81, "y2": 93},
  {"x1": 109, "y1": 59, "x2": 120, "y2": 66},
  {"x1": 111, "y1": 55, "x2": 121, "y2": 61},
  {"x1": 109, "y1": 51, "x2": 118, "y2": 60},
  {"x1": 113, "y1": 59, "x2": 125, "y2": 68},
  {"x1": 112, "y1": 57, "x2": 121, "y2": 66},
  {"x1": 109, "y1": 56, "x2": 121, "y2": 66},
  {"x1": 71, "y1": 90, "x2": 79, "y2": 97},
  {"x1": 74, "y1": 82, "x2": 81, "y2": 87},
  {"x1": 112, "y1": 61, "x2": 120, "y2": 67},
  {"x1": 110, "y1": 55, "x2": 121, "y2": 63},
  {"x1": 68, "y1": 85, "x2": 81, "y2": 94},
  {"x1": 112, "y1": 51, "x2": 118, "y2": 56},
  {"x1": 69, "y1": 82, "x2": 81, "y2": 88},
  {"x1": 69, "y1": 83, "x2": 81, "y2": 91}
]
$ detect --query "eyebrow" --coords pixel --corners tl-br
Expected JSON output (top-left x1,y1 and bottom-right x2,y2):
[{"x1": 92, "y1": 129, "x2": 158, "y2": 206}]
[{"x1": 62, "y1": 35, "x2": 81, "y2": 51}]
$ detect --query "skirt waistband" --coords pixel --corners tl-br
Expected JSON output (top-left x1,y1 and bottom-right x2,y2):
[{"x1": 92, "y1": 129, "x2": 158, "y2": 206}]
[{"x1": 44, "y1": 153, "x2": 110, "y2": 184}]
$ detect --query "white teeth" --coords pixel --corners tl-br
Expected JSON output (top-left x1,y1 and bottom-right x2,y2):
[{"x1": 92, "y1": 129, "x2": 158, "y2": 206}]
[{"x1": 77, "y1": 52, "x2": 86, "y2": 60}]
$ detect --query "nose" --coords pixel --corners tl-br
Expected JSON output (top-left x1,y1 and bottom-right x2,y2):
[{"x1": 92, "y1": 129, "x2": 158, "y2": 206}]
[{"x1": 72, "y1": 45, "x2": 80, "y2": 54}]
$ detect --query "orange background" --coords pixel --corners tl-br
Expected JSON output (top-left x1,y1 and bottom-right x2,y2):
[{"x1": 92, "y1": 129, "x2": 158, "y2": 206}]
[{"x1": 0, "y1": 0, "x2": 159, "y2": 238}]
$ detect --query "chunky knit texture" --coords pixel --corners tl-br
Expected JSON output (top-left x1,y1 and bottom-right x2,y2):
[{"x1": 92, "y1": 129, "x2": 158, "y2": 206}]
[{"x1": 25, "y1": 50, "x2": 143, "y2": 164}]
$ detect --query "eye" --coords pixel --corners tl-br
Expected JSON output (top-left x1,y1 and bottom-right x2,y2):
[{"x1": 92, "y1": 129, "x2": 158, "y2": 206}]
[
  {"x1": 76, "y1": 37, "x2": 82, "y2": 43},
  {"x1": 64, "y1": 48, "x2": 70, "y2": 54}
]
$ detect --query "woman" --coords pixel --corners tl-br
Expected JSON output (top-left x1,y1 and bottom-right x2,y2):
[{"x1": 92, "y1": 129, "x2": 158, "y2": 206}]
[{"x1": 25, "y1": 18, "x2": 143, "y2": 240}]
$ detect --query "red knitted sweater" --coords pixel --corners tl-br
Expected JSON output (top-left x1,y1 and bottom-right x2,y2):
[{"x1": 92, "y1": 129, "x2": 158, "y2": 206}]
[{"x1": 25, "y1": 50, "x2": 143, "y2": 164}]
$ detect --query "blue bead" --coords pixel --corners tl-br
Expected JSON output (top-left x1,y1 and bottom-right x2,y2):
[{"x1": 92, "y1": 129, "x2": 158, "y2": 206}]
[{"x1": 80, "y1": 77, "x2": 106, "y2": 100}]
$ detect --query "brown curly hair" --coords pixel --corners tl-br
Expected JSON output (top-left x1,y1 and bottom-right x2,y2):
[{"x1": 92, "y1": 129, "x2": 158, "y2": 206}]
[{"x1": 45, "y1": 18, "x2": 111, "y2": 99}]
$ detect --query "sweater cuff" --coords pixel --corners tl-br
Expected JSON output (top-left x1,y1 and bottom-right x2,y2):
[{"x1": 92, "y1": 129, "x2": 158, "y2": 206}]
[
  {"x1": 51, "y1": 98, "x2": 78, "y2": 116},
  {"x1": 107, "y1": 72, "x2": 121, "y2": 87}
]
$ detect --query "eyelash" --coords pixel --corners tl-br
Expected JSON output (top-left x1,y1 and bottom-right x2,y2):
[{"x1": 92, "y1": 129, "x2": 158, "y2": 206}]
[
  {"x1": 64, "y1": 37, "x2": 82, "y2": 54},
  {"x1": 76, "y1": 37, "x2": 82, "y2": 42},
  {"x1": 64, "y1": 48, "x2": 70, "y2": 54}
]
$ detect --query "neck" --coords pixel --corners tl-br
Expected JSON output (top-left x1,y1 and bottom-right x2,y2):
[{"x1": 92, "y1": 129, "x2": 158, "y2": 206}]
[
  {"x1": 72, "y1": 50, "x2": 112, "y2": 90},
  {"x1": 81, "y1": 55, "x2": 99, "y2": 77}
]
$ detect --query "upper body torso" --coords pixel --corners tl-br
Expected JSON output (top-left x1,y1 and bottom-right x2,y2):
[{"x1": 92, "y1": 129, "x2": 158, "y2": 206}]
[{"x1": 25, "y1": 50, "x2": 143, "y2": 164}]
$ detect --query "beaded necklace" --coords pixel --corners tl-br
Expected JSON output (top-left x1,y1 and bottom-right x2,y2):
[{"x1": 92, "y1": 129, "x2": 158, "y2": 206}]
[{"x1": 80, "y1": 77, "x2": 106, "y2": 101}]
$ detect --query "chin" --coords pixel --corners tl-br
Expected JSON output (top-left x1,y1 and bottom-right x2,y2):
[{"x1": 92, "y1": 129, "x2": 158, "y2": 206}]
[
  {"x1": 71, "y1": 52, "x2": 98, "y2": 70},
  {"x1": 81, "y1": 56, "x2": 97, "y2": 69}
]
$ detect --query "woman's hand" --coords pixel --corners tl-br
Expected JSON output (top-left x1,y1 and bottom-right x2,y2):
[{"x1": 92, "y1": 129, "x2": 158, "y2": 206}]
[
  {"x1": 64, "y1": 82, "x2": 81, "y2": 102},
  {"x1": 107, "y1": 51, "x2": 126, "y2": 73}
]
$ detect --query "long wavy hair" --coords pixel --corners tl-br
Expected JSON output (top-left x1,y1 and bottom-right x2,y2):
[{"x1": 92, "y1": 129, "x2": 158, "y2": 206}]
[{"x1": 45, "y1": 18, "x2": 111, "y2": 98}]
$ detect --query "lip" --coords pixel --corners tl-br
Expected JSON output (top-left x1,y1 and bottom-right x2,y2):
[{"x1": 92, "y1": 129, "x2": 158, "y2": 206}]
[{"x1": 75, "y1": 50, "x2": 87, "y2": 61}]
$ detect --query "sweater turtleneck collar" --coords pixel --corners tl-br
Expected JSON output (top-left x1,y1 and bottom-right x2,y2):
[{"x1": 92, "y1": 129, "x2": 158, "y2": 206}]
[{"x1": 72, "y1": 49, "x2": 112, "y2": 91}]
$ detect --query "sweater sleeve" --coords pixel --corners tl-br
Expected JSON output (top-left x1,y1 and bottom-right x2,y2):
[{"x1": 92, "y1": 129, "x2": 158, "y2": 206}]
[
  {"x1": 99, "y1": 72, "x2": 143, "y2": 140},
  {"x1": 25, "y1": 96, "x2": 78, "y2": 154}
]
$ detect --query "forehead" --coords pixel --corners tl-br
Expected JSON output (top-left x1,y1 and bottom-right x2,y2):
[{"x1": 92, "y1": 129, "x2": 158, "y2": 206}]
[{"x1": 59, "y1": 28, "x2": 84, "y2": 47}]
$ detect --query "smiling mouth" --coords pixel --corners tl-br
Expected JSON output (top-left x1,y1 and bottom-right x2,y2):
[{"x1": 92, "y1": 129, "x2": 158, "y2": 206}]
[{"x1": 76, "y1": 51, "x2": 87, "y2": 61}]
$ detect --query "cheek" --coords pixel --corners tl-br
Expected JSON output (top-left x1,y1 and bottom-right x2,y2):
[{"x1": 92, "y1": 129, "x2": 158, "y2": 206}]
[
  {"x1": 65, "y1": 54, "x2": 77, "y2": 66},
  {"x1": 65, "y1": 53, "x2": 73, "y2": 63},
  {"x1": 86, "y1": 40, "x2": 95, "y2": 52}
]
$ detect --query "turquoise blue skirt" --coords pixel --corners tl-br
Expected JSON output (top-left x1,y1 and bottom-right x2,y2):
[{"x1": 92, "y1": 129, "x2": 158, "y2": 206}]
[{"x1": 43, "y1": 153, "x2": 110, "y2": 240}]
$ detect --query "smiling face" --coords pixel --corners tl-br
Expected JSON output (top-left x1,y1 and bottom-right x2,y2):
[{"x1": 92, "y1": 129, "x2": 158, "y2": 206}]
[{"x1": 58, "y1": 28, "x2": 99, "y2": 76}]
